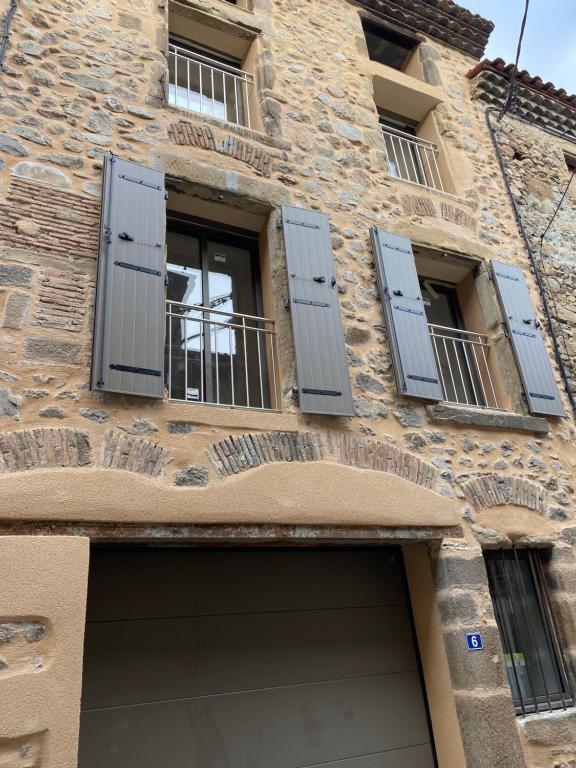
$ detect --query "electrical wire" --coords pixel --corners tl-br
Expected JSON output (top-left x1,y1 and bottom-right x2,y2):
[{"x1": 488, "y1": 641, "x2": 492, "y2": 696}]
[
  {"x1": 498, "y1": 0, "x2": 530, "y2": 121},
  {"x1": 0, "y1": 0, "x2": 17, "y2": 71},
  {"x1": 539, "y1": 168, "x2": 575, "y2": 247}
]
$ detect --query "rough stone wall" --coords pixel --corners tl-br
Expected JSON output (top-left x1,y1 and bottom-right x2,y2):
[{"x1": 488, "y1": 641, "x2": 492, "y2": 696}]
[
  {"x1": 491, "y1": 116, "x2": 576, "y2": 398},
  {"x1": 1, "y1": 1, "x2": 576, "y2": 766}
]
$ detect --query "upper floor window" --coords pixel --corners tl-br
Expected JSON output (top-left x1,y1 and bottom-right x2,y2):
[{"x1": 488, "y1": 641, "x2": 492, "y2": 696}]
[
  {"x1": 168, "y1": 38, "x2": 253, "y2": 128},
  {"x1": 361, "y1": 18, "x2": 418, "y2": 71},
  {"x1": 379, "y1": 110, "x2": 445, "y2": 192},
  {"x1": 485, "y1": 549, "x2": 575, "y2": 716},
  {"x1": 565, "y1": 153, "x2": 576, "y2": 174}
]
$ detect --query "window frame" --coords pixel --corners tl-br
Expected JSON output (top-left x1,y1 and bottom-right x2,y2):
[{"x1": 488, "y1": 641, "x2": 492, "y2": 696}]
[
  {"x1": 485, "y1": 548, "x2": 575, "y2": 716},
  {"x1": 361, "y1": 17, "x2": 419, "y2": 71}
]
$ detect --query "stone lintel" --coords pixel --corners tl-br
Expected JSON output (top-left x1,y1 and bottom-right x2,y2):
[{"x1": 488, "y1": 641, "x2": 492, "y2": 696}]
[
  {"x1": 0, "y1": 521, "x2": 463, "y2": 542},
  {"x1": 426, "y1": 403, "x2": 549, "y2": 434}
]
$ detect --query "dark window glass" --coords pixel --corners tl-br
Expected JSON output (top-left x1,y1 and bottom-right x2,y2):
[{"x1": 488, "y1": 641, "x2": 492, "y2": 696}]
[
  {"x1": 165, "y1": 221, "x2": 271, "y2": 409},
  {"x1": 361, "y1": 19, "x2": 417, "y2": 70},
  {"x1": 485, "y1": 549, "x2": 574, "y2": 715},
  {"x1": 565, "y1": 153, "x2": 576, "y2": 173}
]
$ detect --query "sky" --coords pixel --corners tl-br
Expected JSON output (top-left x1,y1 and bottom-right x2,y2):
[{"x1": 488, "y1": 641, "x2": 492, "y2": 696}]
[{"x1": 462, "y1": 0, "x2": 576, "y2": 94}]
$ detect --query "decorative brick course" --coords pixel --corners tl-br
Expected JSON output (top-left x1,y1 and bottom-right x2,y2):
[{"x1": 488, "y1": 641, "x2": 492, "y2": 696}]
[
  {"x1": 98, "y1": 431, "x2": 170, "y2": 477},
  {"x1": 168, "y1": 122, "x2": 273, "y2": 177},
  {"x1": 34, "y1": 269, "x2": 89, "y2": 333},
  {"x1": 335, "y1": 434, "x2": 437, "y2": 489},
  {"x1": 207, "y1": 432, "x2": 325, "y2": 477},
  {"x1": 0, "y1": 429, "x2": 92, "y2": 472},
  {"x1": 462, "y1": 474, "x2": 548, "y2": 513},
  {"x1": 0, "y1": 178, "x2": 99, "y2": 261}
]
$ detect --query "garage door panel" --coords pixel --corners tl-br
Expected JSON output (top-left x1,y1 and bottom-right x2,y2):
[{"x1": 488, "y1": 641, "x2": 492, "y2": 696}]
[
  {"x1": 80, "y1": 671, "x2": 433, "y2": 768},
  {"x1": 310, "y1": 744, "x2": 435, "y2": 768},
  {"x1": 82, "y1": 606, "x2": 418, "y2": 709},
  {"x1": 87, "y1": 549, "x2": 406, "y2": 621}
]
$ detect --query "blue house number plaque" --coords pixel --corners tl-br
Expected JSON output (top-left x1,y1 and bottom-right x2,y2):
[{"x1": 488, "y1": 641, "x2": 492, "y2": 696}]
[{"x1": 466, "y1": 633, "x2": 483, "y2": 651}]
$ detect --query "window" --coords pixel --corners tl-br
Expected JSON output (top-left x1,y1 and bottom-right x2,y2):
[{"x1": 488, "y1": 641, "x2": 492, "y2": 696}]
[
  {"x1": 379, "y1": 110, "x2": 444, "y2": 191},
  {"x1": 485, "y1": 549, "x2": 575, "y2": 715},
  {"x1": 168, "y1": 37, "x2": 252, "y2": 127},
  {"x1": 165, "y1": 217, "x2": 276, "y2": 409},
  {"x1": 361, "y1": 18, "x2": 418, "y2": 70},
  {"x1": 565, "y1": 153, "x2": 576, "y2": 173}
]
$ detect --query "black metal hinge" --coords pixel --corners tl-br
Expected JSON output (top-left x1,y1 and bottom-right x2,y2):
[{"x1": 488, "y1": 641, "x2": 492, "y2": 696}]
[
  {"x1": 114, "y1": 261, "x2": 162, "y2": 277},
  {"x1": 110, "y1": 364, "x2": 162, "y2": 377}
]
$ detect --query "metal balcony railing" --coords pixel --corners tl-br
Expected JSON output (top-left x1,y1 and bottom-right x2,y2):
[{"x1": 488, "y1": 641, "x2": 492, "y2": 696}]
[
  {"x1": 168, "y1": 43, "x2": 253, "y2": 128},
  {"x1": 166, "y1": 301, "x2": 278, "y2": 410},
  {"x1": 380, "y1": 124, "x2": 444, "y2": 191},
  {"x1": 429, "y1": 323, "x2": 499, "y2": 409}
]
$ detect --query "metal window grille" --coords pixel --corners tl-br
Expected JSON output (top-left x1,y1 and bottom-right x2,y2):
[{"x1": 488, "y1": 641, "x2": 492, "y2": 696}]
[
  {"x1": 166, "y1": 301, "x2": 279, "y2": 411},
  {"x1": 168, "y1": 42, "x2": 253, "y2": 128},
  {"x1": 380, "y1": 124, "x2": 444, "y2": 191},
  {"x1": 485, "y1": 549, "x2": 575, "y2": 716},
  {"x1": 428, "y1": 323, "x2": 499, "y2": 409}
]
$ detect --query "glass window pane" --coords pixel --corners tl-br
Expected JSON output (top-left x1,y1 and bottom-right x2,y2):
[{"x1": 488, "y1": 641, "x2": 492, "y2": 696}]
[
  {"x1": 486, "y1": 551, "x2": 566, "y2": 709},
  {"x1": 166, "y1": 231, "x2": 204, "y2": 403}
]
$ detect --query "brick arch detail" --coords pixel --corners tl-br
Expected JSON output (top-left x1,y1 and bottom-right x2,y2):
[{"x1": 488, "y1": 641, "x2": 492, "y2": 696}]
[
  {"x1": 206, "y1": 431, "x2": 438, "y2": 491},
  {"x1": 462, "y1": 474, "x2": 548, "y2": 514}
]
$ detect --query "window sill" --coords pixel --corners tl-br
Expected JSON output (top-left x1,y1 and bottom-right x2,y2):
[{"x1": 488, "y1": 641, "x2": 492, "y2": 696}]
[
  {"x1": 383, "y1": 173, "x2": 474, "y2": 209},
  {"x1": 162, "y1": 399, "x2": 297, "y2": 431},
  {"x1": 426, "y1": 403, "x2": 549, "y2": 434}
]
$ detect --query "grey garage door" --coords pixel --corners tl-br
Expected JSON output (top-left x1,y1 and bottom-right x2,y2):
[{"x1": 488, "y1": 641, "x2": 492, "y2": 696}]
[{"x1": 79, "y1": 548, "x2": 436, "y2": 768}]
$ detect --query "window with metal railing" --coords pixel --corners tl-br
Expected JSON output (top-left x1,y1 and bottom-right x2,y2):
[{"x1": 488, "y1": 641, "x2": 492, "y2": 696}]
[
  {"x1": 168, "y1": 39, "x2": 253, "y2": 128},
  {"x1": 485, "y1": 549, "x2": 575, "y2": 716},
  {"x1": 165, "y1": 220, "x2": 278, "y2": 411},
  {"x1": 380, "y1": 120, "x2": 444, "y2": 192}
]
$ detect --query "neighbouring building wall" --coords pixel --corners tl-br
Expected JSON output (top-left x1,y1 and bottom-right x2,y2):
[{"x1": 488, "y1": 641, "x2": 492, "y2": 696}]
[{"x1": 0, "y1": 1, "x2": 576, "y2": 767}]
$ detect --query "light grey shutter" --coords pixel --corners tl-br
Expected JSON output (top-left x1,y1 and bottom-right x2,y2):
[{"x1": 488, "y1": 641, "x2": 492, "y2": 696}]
[
  {"x1": 371, "y1": 227, "x2": 443, "y2": 401},
  {"x1": 91, "y1": 154, "x2": 166, "y2": 398},
  {"x1": 281, "y1": 205, "x2": 354, "y2": 416},
  {"x1": 491, "y1": 261, "x2": 564, "y2": 416}
]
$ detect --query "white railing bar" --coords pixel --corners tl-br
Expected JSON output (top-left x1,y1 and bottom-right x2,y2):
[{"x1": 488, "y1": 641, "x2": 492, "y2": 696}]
[
  {"x1": 271, "y1": 334, "x2": 278, "y2": 410},
  {"x1": 168, "y1": 314, "x2": 173, "y2": 398},
  {"x1": 244, "y1": 77, "x2": 251, "y2": 130},
  {"x1": 214, "y1": 322, "x2": 220, "y2": 405},
  {"x1": 169, "y1": 44, "x2": 253, "y2": 81},
  {"x1": 234, "y1": 75, "x2": 239, "y2": 125},
  {"x1": 167, "y1": 313, "x2": 276, "y2": 335},
  {"x1": 398, "y1": 136, "x2": 412, "y2": 182},
  {"x1": 462, "y1": 339, "x2": 482, "y2": 406},
  {"x1": 184, "y1": 314, "x2": 189, "y2": 402},
  {"x1": 432, "y1": 335, "x2": 448, "y2": 398},
  {"x1": 442, "y1": 336, "x2": 458, "y2": 402},
  {"x1": 429, "y1": 323, "x2": 488, "y2": 340},
  {"x1": 256, "y1": 329, "x2": 264, "y2": 409},
  {"x1": 167, "y1": 301, "x2": 274, "y2": 325},
  {"x1": 430, "y1": 147, "x2": 445, "y2": 192},
  {"x1": 380, "y1": 124, "x2": 438, "y2": 151},
  {"x1": 430, "y1": 331, "x2": 490, "y2": 348},
  {"x1": 200, "y1": 319, "x2": 204, "y2": 403},
  {"x1": 242, "y1": 316, "x2": 250, "y2": 408},
  {"x1": 229, "y1": 325, "x2": 235, "y2": 407},
  {"x1": 451, "y1": 337, "x2": 471, "y2": 405},
  {"x1": 199, "y1": 59, "x2": 203, "y2": 114}
]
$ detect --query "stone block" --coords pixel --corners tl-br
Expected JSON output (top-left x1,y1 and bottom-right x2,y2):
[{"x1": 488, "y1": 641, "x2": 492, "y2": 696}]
[
  {"x1": 437, "y1": 590, "x2": 483, "y2": 626},
  {"x1": 174, "y1": 465, "x2": 210, "y2": 487},
  {"x1": 0, "y1": 265, "x2": 33, "y2": 287},
  {"x1": 0, "y1": 388, "x2": 22, "y2": 420},
  {"x1": 434, "y1": 554, "x2": 489, "y2": 592},
  {"x1": 12, "y1": 160, "x2": 72, "y2": 188},
  {"x1": 3, "y1": 291, "x2": 31, "y2": 329},
  {"x1": 443, "y1": 625, "x2": 508, "y2": 690},
  {"x1": 23, "y1": 337, "x2": 83, "y2": 365},
  {"x1": 520, "y1": 709, "x2": 576, "y2": 745},
  {"x1": 455, "y1": 692, "x2": 526, "y2": 767},
  {"x1": 426, "y1": 403, "x2": 549, "y2": 434}
]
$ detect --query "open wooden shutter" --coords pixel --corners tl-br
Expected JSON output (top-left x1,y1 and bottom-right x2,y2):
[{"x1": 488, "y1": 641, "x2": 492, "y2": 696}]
[
  {"x1": 371, "y1": 227, "x2": 443, "y2": 401},
  {"x1": 91, "y1": 154, "x2": 166, "y2": 398},
  {"x1": 282, "y1": 205, "x2": 354, "y2": 416},
  {"x1": 491, "y1": 261, "x2": 564, "y2": 417}
]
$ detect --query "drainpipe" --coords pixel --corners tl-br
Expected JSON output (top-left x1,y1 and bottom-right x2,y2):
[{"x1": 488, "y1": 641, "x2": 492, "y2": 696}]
[
  {"x1": 0, "y1": 0, "x2": 17, "y2": 71},
  {"x1": 484, "y1": 106, "x2": 576, "y2": 418}
]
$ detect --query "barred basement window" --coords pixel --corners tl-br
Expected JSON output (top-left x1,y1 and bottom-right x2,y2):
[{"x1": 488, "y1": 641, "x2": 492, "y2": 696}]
[{"x1": 485, "y1": 549, "x2": 575, "y2": 716}]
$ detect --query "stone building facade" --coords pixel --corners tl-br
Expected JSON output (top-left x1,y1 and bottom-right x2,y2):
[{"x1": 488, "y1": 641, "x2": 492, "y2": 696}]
[{"x1": 0, "y1": 1, "x2": 576, "y2": 767}]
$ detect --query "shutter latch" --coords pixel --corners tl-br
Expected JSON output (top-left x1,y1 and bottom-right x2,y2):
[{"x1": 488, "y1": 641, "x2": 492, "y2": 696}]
[
  {"x1": 118, "y1": 231, "x2": 134, "y2": 241},
  {"x1": 313, "y1": 275, "x2": 326, "y2": 283}
]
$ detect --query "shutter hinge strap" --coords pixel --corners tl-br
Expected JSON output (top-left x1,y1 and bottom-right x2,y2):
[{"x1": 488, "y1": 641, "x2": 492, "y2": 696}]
[
  {"x1": 110, "y1": 364, "x2": 162, "y2": 377},
  {"x1": 114, "y1": 261, "x2": 162, "y2": 277},
  {"x1": 301, "y1": 388, "x2": 343, "y2": 396}
]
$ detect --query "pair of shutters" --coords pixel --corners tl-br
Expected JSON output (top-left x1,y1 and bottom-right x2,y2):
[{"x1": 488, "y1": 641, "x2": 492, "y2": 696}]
[
  {"x1": 91, "y1": 156, "x2": 353, "y2": 415},
  {"x1": 371, "y1": 228, "x2": 564, "y2": 417},
  {"x1": 91, "y1": 153, "x2": 563, "y2": 418}
]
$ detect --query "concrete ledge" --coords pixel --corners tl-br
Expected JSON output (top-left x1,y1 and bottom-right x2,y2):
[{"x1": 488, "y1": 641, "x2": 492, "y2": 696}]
[
  {"x1": 520, "y1": 708, "x2": 576, "y2": 745},
  {"x1": 426, "y1": 403, "x2": 549, "y2": 434}
]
